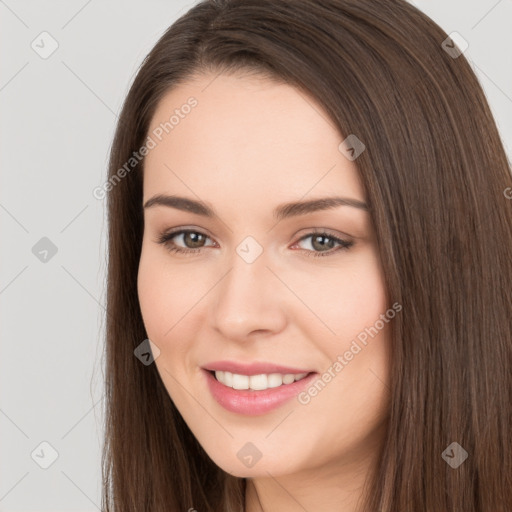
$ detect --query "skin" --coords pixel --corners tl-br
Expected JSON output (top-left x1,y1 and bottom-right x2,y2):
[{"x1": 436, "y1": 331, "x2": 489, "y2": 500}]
[{"x1": 137, "y1": 71, "x2": 392, "y2": 511}]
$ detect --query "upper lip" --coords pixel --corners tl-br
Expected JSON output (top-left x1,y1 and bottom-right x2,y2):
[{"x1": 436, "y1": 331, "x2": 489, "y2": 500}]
[{"x1": 202, "y1": 360, "x2": 315, "y2": 376}]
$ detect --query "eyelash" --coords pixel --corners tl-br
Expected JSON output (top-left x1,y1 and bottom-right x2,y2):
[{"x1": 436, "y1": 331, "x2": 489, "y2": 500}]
[{"x1": 155, "y1": 229, "x2": 354, "y2": 258}]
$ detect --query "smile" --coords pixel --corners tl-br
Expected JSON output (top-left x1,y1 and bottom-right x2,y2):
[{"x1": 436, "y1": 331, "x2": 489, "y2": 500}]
[
  {"x1": 203, "y1": 369, "x2": 318, "y2": 416},
  {"x1": 213, "y1": 370, "x2": 310, "y2": 390}
]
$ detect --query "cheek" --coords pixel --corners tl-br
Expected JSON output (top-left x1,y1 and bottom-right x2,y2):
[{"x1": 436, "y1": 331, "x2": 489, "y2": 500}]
[
  {"x1": 137, "y1": 241, "x2": 193, "y2": 329},
  {"x1": 137, "y1": 247, "x2": 187, "y2": 345},
  {"x1": 300, "y1": 250, "x2": 389, "y2": 344},
  {"x1": 137, "y1": 252, "x2": 167, "y2": 338},
  {"x1": 137, "y1": 245, "x2": 211, "y2": 371},
  {"x1": 297, "y1": 250, "x2": 391, "y2": 416}
]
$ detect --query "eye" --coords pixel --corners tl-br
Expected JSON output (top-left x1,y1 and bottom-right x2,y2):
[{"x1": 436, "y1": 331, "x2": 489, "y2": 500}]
[
  {"x1": 156, "y1": 229, "x2": 216, "y2": 254},
  {"x1": 155, "y1": 228, "x2": 354, "y2": 257},
  {"x1": 292, "y1": 230, "x2": 354, "y2": 258}
]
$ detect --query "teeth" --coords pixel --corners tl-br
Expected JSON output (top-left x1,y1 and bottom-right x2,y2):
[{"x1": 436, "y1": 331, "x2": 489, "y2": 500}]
[
  {"x1": 249, "y1": 373, "x2": 267, "y2": 390},
  {"x1": 282, "y1": 374, "x2": 295, "y2": 384},
  {"x1": 268, "y1": 373, "x2": 283, "y2": 388},
  {"x1": 214, "y1": 371, "x2": 309, "y2": 390},
  {"x1": 223, "y1": 370, "x2": 233, "y2": 387},
  {"x1": 232, "y1": 373, "x2": 249, "y2": 390}
]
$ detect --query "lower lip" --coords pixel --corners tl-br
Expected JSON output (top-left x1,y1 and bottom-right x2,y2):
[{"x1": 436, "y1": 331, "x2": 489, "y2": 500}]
[{"x1": 203, "y1": 369, "x2": 318, "y2": 416}]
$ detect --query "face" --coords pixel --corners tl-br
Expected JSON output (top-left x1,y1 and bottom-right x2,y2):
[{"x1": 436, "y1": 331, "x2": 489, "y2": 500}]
[{"x1": 137, "y1": 72, "x2": 392, "y2": 479}]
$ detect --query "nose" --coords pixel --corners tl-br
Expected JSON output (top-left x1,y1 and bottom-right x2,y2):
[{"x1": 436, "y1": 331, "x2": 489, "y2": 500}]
[{"x1": 211, "y1": 249, "x2": 287, "y2": 341}]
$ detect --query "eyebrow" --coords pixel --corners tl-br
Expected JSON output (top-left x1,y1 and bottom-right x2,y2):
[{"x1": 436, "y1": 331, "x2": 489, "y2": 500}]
[{"x1": 143, "y1": 194, "x2": 368, "y2": 221}]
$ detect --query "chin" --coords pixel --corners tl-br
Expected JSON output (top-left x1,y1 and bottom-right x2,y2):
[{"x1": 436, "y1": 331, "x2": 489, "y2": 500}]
[{"x1": 205, "y1": 447, "x2": 302, "y2": 478}]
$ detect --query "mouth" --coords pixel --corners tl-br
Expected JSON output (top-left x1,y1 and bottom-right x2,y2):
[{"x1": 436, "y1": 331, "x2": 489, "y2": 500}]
[
  {"x1": 206, "y1": 369, "x2": 313, "y2": 391},
  {"x1": 203, "y1": 368, "x2": 318, "y2": 415}
]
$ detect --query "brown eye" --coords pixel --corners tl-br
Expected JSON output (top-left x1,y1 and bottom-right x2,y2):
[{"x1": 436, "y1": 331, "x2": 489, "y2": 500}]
[
  {"x1": 180, "y1": 231, "x2": 207, "y2": 249},
  {"x1": 294, "y1": 231, "x2": 354, "y2": 258},
  {"x1": 310, "y1": 234, "x2": 337, "y2": 251},
  {"x1": 156, "y1": 229, "x2": 215, "y2": 254},
  {"x1": 156, "y1": 228, "x2": 354, "y2": 258}
]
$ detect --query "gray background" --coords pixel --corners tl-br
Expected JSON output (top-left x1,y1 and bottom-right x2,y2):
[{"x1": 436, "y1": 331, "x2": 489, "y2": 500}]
[{"x1": 1, "y1": 0, "x2": 511, "y2": 510}]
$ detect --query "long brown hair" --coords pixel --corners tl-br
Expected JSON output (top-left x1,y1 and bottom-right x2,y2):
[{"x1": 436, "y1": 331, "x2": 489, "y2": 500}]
[{"x1": 101, "y1": 0, "x2": 512, "y2": 510}]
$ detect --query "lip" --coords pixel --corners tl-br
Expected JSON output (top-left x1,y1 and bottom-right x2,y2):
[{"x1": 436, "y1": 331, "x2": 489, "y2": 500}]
[
  {"x1": 203, "y1": 368, "x2": 318, "y2": 416},
  {"x1": 202, "y1": 360, "x2": 314, "y2": 376}
]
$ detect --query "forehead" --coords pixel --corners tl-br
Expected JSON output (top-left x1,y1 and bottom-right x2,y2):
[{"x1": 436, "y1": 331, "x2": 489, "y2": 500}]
[{"x1": 143, "y1": 72, "x2": 365, "y2": 207}]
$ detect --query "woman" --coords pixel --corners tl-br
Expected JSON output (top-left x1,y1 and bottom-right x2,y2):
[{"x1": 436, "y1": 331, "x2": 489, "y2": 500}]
[{"x1": 101, "y1": 0, "x2": 512, "y2": 510}]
